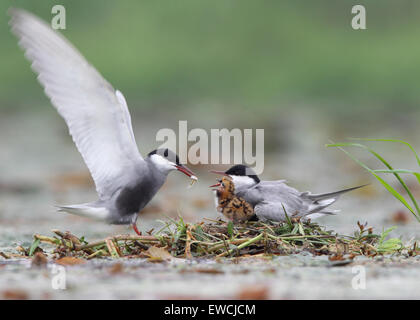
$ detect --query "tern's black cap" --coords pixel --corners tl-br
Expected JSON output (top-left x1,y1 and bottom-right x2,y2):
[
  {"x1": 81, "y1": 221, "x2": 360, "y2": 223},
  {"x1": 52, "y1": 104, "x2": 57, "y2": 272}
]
[
  {"x1": 225, "y1": 165, "x2": 260, "y2": 183},
  {"x1": 148, "y1": 148, "x2": 180, "y2": 165}
]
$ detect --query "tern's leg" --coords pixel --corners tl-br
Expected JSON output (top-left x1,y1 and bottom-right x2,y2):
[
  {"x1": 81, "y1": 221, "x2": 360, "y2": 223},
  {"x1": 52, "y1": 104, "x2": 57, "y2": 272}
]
[{"x1": 132, "y1": 215, "x2": 142, "y2": 236}]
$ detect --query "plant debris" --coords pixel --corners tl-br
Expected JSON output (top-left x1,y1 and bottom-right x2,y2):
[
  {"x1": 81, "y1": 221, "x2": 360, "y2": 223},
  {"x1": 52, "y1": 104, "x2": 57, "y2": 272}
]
[
  {"x1": 1, "y1": 218, "x2": 418, "y2": 262},
  {"x1": 2, "y1": 289, "x2": 29, "y2": 300},
  {"x1": 55, "y1": 256, "x2": 86, "y2": 266},
  {"x1": 236, "y1": 285, "x2": 269, "y2": 300},
  {"x1": 31, "y1": 252, "x2": 48, "y2": 267}
]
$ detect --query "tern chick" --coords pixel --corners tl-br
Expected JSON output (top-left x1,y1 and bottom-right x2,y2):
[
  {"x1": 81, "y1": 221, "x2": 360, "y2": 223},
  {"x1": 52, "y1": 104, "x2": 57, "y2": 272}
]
[
  {"x1": 9, "y1": 9, "x2": 198, "y2": 235},
  {"x1": 211, "y1": 165, "x2": 366, "y2": 222},
  {"x1": 212, "y1": 177, "x2": 256, "y2": 223}
]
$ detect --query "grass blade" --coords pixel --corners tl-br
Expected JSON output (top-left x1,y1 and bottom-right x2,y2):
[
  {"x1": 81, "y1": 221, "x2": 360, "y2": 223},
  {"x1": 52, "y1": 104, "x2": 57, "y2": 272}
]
[
  {"x1": 373, "y1": 174, "x2": 417, "y2": 217},
  {"x1": 29, "y1": 238, "x2": 40, "y2": 256},
  {"x1": 227, "y1": 221, "x2": 234, "y2": 238},
  {"x1": 349, "y1": 138, "x2": 420, "y2": 167},
  {"x1": 282, "y1": 204, "x2": 293, "y2": 229},
  {"x1": 373, "y1": 169, "x2": 420, "y2": 185},
  {"x1": 326, "y1": 143, "x2": 419, "y2": 221}
]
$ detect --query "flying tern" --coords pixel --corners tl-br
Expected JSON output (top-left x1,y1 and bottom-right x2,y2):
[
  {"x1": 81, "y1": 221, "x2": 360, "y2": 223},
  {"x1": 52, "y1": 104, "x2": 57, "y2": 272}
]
[{"x1": 9, "y1": 8, "x2": 197, "y2": 235}]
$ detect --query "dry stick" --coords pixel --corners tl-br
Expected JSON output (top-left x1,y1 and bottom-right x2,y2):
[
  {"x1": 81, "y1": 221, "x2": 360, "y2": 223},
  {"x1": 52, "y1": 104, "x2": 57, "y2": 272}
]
[
  {"x1": 268, "y1": 234, "x2": 335, "y2": 241},
  {"x1": 203, "y1": 218, "x2": 224, "y2": 224},
  {"x1": 217, "y1": 233, "x2": 264, "y2": 258},
  {"x1": 195, "y1": 242, "x2": 210, "y2": 255},
  {"x1": 182, "y1": 239, "x2": 212, "y2": 254},
  {"x1": 35, "y1": 232, "x2": 165, "y2": 257},
  {"x1": 184, "y1": 226, "x2": 193, "y2": 259},
  {"x1": 0, "y1": 252, "x2": 10, "y2": 259},
  {"x1": 222, "y1": 237, "x2": 230, "y2": 257},
  {"x1": 365, "y1": 243, "x2": 378, "y2": 252},
  {"x1": 35, "y1": 234, "x2": 76, "y2": 249},
  {"x1": 86, "y1": 249, "x2": 108, "y2": 260},
  {"x1": 34, "y1": 234, "x2": 62, "y2": 246},
  {"x1": 207, "y1": 238, "x2": 254, "y2": 253},
  {"x1": 0, "y1": 252, "x2": 29, "y2": 259},
  {"x1": 105, "y1": 238, "x2": 120, "y2": 258},
  {"x1": 52, "y1": 229, "x2": 82, "y2": 246},
  {"x1": 74, "y1": 235, "x2": 162, "y2": 251}
]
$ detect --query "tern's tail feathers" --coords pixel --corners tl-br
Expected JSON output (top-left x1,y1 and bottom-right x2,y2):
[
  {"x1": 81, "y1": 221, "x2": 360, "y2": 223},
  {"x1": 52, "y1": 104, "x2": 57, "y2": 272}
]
[
  {"x1": 56, "y1": 203, "x2": 109, "y2": 221},
  {"x1": 303, "y1": 184, "x2": 368, "y2": 202},
  {"x1": 304, "y1": 209, "x2": 341, "y2": 220},
  {"x1": 302, "y1": 184, "x2": 367, "y2": 214}
]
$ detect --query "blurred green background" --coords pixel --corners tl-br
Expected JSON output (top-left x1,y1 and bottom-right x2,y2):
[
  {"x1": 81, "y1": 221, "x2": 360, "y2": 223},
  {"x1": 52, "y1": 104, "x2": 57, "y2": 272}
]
[
  {"x1": 1, "y1": 0, "x2": 419, "y2": 250},
  {"x1": 2, "y1": 0, "x2": 420, "y2": 115},
  {"x1": 2, "y1": 2, "x2": 420, "y2": 300}
]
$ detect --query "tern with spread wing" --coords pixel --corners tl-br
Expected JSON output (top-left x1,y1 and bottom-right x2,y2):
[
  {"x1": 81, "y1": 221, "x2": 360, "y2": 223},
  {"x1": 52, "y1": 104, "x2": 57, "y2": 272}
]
[
  {"x1": 9, "y1": 8, "x2": 197, "y2": 235},
  {"x1": 211, "y1": 165, "x2": 365, "y2": 221}
]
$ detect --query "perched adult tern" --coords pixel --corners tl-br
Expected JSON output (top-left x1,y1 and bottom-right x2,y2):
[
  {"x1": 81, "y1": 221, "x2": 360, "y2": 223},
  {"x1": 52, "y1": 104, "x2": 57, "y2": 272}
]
[
  {"x1": 210, "y1": 165, "x2": 365, "y2": 221},
  {"x1": 9, "y1": 8, "x2": 197, "y2": 235}
]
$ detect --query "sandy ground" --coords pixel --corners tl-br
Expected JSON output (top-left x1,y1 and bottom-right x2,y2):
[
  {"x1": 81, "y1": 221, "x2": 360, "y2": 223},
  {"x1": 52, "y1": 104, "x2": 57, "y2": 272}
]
[{"x1": 0, "y1": 109, "x2": 419, "y2": 299}]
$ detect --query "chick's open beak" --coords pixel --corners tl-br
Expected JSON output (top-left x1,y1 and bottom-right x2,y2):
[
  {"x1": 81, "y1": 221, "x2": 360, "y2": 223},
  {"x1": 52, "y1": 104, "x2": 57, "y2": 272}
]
[
  {"x1": 209, "y1": 178, "x2": 222, "y2": 188},
  {"x1": 209, "y1": 182, "x2": 221, "y2": 188},
  {"x1": 175, "y1": 164, "x2": 197, "y2": 181},
  {"x1": 209, "y1": 170, "x2": 228, "y2": 188}
]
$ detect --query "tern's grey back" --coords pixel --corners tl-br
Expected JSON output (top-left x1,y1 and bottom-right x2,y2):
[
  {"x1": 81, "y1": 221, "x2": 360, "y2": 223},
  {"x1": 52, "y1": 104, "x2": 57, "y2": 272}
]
[
  {"x1": 238, "y1": 181, "x2": 307, "y2": 216},
  {"x1": 237, "y1": 180, "x2": 364, "y2": 221}
]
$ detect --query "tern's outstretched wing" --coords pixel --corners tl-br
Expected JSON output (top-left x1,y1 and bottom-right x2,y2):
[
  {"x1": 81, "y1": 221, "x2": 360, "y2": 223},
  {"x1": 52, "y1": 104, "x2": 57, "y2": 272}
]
[{"x1": 9, "y1": 8, "x2": 144, "y2": 199}]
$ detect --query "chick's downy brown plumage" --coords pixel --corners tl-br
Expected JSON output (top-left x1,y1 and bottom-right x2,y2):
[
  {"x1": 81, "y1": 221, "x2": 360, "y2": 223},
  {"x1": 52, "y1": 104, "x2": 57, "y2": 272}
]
[{"x1": 215, "y1": 177, "x2": 255, "y2": 223}]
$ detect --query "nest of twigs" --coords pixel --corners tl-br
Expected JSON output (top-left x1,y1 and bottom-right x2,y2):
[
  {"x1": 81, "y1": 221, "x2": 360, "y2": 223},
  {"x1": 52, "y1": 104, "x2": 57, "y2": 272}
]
[{"x1": 2, "y1": 217, "x2": 416, "y2": 264}]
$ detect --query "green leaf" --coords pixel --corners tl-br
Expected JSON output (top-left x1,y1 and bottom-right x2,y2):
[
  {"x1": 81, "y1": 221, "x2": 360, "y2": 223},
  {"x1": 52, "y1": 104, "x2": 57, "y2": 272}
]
[
  {"x1": 327, "y1": 142, "x2": 420, "y2": 220},
  {"x1": 298, "y1": 223, "x2": 305, "y2": 236},
  {"x1": 377, "y1": 238, "x2": 403, "y2": 253},
  {"x1": 373, "y1": 174, "x2": 416, "y2": 215},
  {"x1": 377, "y1": 227, "x2": 403, "y2": 253},
  {"x1": 282, "y1": 204, "x2": 293, "y2": 229},
  {"x1": 173, "y1": 218, "x2": 187, "y2": 246},
  {"x1": 349, "y1": 138, "x2": 420, "y2": 167},
  {"x1": 373, "y1": 169, "x2": 420, "y2": 185},
  {"x1": 227, "y1": 221, "x2": 234, "y2": 238},
  {"x1": 79, "y1": 236, "x2": 88, "y2": 245},
  {"x1": 29, "y1": 238, "x2": 40, "y2": 256},
  {"x1": 378, "y1": 226, "x2": 397, "y2": 244},
  {"x1": 177, "y1": 216, "x2": 186, "y2": 230}
]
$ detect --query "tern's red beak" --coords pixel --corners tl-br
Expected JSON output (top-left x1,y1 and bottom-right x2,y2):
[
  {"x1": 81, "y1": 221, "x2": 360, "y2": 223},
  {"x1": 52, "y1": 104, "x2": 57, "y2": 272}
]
[
  {"x1": 209, "y1": 182, "x2": 221, "y2": 188},
  {"x1": 175, "y1": 164, "x2": 197, "y2": 180},
  {"x1": 209, "y1": 170, "x2": 228, "y2": 188},
  {"x1": 209, "y1": 170, "x2": 228, "y2": 176}
]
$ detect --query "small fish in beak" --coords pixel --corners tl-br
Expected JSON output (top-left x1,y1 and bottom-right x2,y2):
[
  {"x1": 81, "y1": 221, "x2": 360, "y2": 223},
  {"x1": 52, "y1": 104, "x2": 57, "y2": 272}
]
[{"x1": 175, "y1": 164, "x2": 198, "y2": 188}]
